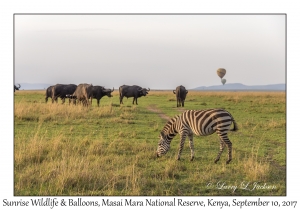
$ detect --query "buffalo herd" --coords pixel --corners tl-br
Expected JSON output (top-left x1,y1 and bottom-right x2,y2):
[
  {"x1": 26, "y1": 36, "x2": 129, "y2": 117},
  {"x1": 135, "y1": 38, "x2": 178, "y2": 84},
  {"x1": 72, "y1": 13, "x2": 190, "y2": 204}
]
[
  {"x1": 45, "y1": 83, "x2": 114, "y2": 107},
  {"x1": 42, "y1": 83, "x2": 188, "y2": 107}
]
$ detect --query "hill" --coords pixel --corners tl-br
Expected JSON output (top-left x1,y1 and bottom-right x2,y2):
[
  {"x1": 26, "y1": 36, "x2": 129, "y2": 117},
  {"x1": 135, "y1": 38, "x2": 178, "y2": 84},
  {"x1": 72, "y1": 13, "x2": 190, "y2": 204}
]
[
  {"x1": 16, "y1": 83, "x2": 285, "y2": 91},
  {"x1": 193, "y1": 83, "x2": 285, "y2": 91}
]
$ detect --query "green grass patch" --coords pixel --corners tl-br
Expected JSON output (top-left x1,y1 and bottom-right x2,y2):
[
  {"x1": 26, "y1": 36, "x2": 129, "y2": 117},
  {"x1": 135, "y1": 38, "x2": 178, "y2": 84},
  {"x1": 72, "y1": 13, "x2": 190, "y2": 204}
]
[{"x1": 14, "y1": 90, "x2": 286, "y2": 195}]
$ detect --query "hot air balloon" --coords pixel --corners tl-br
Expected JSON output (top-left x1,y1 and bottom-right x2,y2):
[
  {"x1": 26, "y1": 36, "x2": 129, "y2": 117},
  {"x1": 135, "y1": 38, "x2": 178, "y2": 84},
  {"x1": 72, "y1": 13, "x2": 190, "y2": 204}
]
[
  {"x1": 217, "y1": 68, "x2": 226, "y2": 79},
  {"x1": 221, "y1": 78, "x2": 226, "y2": 85}
]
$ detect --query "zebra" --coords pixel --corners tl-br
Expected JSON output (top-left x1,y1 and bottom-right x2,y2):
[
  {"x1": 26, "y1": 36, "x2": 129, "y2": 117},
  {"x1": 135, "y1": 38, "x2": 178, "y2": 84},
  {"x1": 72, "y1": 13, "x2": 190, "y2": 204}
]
[{"x1": 156, "y1": 109, "x2": 238, "y2": 164}]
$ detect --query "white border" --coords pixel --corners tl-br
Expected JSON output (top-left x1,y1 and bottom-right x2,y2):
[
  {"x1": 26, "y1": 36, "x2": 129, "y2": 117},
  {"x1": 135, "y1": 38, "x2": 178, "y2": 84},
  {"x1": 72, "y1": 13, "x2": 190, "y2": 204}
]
[{"x1": 2, "y1": 0, "x2": 299, "y2": 209}]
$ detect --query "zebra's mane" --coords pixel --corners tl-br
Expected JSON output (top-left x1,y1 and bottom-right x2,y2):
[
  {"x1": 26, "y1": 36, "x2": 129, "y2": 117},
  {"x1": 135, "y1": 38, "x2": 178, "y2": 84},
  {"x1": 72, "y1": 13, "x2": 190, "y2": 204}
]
[{"x1": 162, "y1": 115, "x2": 180, "y2": 133}]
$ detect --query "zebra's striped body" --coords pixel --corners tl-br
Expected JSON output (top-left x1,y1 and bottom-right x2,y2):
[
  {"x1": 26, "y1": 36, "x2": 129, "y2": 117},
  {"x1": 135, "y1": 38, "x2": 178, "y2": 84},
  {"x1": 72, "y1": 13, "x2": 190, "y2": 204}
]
[{"x1": 156, "y1": 109, "x2": 238, "y2": 164}]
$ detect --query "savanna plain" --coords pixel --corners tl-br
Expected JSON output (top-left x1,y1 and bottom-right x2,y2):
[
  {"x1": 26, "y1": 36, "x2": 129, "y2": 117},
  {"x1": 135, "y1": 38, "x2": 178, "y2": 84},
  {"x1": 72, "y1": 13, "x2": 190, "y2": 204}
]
[{"x1": 14, "y1": 90, "x2": 286, "y2": 196}]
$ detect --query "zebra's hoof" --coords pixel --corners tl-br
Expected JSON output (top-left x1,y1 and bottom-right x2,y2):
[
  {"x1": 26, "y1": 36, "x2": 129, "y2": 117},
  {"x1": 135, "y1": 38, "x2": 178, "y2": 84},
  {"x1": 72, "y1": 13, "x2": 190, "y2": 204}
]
[
  {"x1": 190, "y1": 157, "x2": 194, "y2": 161},
  {"x1": 214, "y1": 159, "x2": 219, "y2": 164},
  {"x1": 226, "y1": 160, "x2": 231, "y2": 164}
]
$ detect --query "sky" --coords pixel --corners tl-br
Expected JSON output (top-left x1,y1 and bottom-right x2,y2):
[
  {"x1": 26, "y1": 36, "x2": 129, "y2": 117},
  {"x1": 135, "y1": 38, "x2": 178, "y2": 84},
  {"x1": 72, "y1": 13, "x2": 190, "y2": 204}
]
[{"x1": 14, "y1": 14, "x2": 286, "y2": 89}]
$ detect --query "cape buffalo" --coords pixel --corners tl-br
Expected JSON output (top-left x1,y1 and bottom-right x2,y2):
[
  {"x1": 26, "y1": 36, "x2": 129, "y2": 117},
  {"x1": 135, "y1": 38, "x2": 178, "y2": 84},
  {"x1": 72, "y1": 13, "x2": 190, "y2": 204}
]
[
  {"x1": 119, "y1": 85, "x2": 150, "y2": 105},
  {"x1": 91, "y1": 86, "x2": 114, "y2": 107},
  {"x1": 14, "y1": 84, "x2": 21, "y2": 92},
  {"x1": 52, "y1": 84, "x2": 77, "y2": 104},
  {"x1": 173, "y1": 85, "x2": 188, "y2": 107},
  {"x1": 70, "y1": 83, "x2": 93, "y2": 106}
]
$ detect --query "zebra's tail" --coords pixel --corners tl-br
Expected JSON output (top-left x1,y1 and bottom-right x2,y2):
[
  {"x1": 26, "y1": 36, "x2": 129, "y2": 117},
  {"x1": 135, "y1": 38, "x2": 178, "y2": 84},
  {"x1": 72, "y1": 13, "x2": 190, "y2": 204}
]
[{"x1": 230, "y1": 119, "x2": 238, "y2": 131}]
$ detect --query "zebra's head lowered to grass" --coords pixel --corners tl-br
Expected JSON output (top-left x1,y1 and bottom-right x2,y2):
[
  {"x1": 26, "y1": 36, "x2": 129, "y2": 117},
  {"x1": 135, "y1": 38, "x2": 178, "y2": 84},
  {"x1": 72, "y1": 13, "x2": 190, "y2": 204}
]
[
  {"x1": 156, "y1": 116, "x2": 179, "y2": 157},
  {"x1": 156, "y1": 116, "x2": 180, "y2": 158},
  {"x1": 156, "y1": 131, "x2": 171, "y2": 157}
]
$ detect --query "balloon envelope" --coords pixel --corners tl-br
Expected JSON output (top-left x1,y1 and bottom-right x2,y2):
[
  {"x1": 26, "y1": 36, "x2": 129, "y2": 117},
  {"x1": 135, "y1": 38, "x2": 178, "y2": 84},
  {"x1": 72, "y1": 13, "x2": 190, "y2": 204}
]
[
  {"x1": 221, "y1": 78, "x2": 226, "y2": 85},
  {"x1": 217, "y1": 68, "x2": 226, "y2": 79}
]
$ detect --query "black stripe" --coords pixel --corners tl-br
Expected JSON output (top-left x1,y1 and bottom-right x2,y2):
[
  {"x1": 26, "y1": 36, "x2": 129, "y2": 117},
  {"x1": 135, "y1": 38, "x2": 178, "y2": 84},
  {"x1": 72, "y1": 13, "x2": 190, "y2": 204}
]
[{"x1": 198, "y1": 110, "x2": 219, "y2": 134}]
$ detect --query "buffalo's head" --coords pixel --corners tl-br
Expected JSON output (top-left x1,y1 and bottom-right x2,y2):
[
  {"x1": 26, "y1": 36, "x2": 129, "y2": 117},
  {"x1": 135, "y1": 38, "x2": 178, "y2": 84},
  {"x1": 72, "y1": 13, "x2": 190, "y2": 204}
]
[
  {"x1": 104, "y1": 87, "x2": 114, "y2": 97},
  {"x1": 138, "y1": 88, "x2": 150, "y2": 96},
  {"x1": 15, "y1": 84, "x2": 21, "y2": 90}
]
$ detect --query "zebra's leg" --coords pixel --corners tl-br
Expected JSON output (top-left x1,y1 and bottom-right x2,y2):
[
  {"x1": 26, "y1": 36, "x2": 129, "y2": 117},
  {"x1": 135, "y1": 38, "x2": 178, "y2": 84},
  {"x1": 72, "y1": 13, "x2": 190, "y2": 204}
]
[
  {"x1": 177, "y1": 133, "x2": 187, "y2": 160},
  {"x1": 225, "y1": 140, "x2": 232, "y2": 164},
  {"x1": 188, "y1": 134, "x2": 195, "y2": 161},
  {"x1": 214, "y1": 139, "x2": 225, "y2": 163},
  {"x1": 216, "y1": 132, "x2": 233, "y2": 164}
]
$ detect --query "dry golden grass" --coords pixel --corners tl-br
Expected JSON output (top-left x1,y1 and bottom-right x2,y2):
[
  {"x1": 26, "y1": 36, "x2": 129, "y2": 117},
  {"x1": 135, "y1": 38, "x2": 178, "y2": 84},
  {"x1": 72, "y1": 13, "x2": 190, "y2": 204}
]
[
  {"x1": 14, "y1": 90, "x2": 286, "y2": 195},
  {"x1": 238, "y1": 145, "x2": 271, "y2": 181},
  {"x1": 14, "y1": 101, "x2": 115, "y2": 123}
]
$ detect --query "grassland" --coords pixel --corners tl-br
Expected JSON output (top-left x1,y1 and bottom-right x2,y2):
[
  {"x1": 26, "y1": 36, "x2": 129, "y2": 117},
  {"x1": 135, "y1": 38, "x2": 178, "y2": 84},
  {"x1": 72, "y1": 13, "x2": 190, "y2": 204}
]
[{"x1": 14, "y1": 90, "x2": 286, "y2": 196}]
